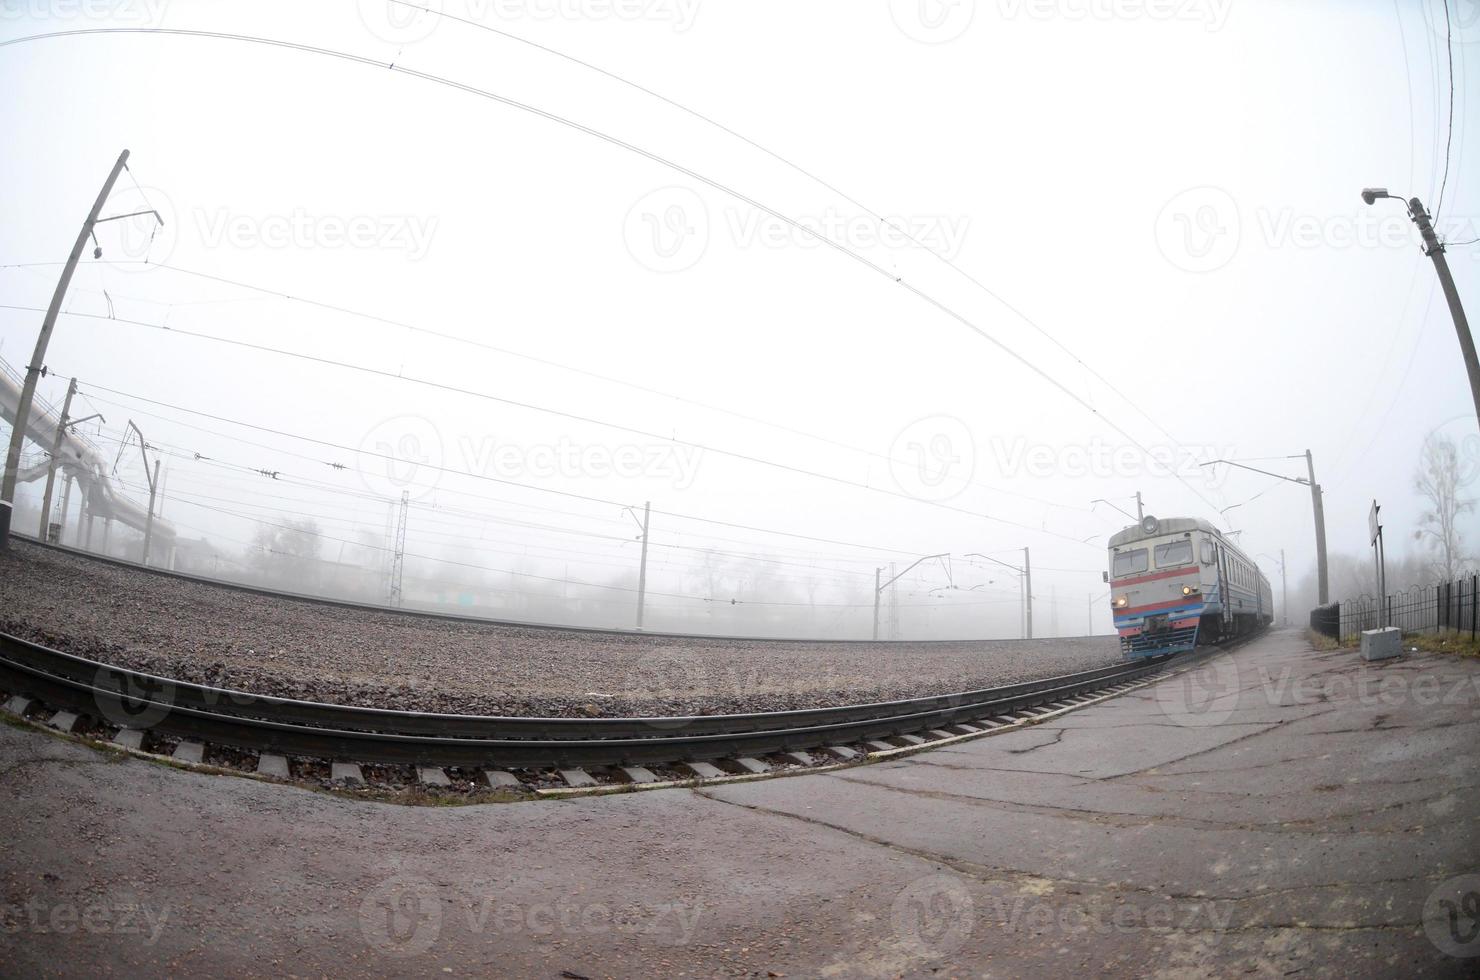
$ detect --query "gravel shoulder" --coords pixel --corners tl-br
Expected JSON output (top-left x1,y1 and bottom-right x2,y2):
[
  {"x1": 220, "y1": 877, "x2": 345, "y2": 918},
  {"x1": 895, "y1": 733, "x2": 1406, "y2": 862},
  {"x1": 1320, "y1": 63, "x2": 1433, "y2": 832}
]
[{"x1": 0, "y1": 539, "x2": 1123, "y2": 717}]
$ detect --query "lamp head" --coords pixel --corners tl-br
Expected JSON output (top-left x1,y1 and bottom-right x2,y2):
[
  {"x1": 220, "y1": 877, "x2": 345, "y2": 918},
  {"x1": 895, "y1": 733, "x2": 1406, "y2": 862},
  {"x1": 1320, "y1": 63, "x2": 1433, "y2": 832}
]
[{"x1": 1361, "y1": 187, "x2": 1389, "y2": 206}]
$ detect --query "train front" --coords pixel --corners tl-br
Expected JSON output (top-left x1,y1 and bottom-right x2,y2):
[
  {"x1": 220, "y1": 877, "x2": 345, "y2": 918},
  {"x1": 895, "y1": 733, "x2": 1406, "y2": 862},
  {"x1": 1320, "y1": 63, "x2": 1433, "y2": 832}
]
[{"x1": 1107, "y1": 516, "x2": 1205, "y2": 658}]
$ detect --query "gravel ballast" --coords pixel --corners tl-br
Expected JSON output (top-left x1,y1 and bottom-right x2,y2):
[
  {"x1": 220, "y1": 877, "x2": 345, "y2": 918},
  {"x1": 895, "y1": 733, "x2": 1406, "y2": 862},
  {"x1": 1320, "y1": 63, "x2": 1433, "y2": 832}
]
[{"x1": 0, "y1": 540, "x2": 1123, "y2": 717}]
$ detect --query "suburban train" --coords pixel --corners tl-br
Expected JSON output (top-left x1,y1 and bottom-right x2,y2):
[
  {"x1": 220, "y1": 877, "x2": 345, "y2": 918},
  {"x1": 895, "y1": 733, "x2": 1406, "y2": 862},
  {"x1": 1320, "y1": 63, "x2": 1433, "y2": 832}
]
[{"x1": 1107, "y1": 515, "x2": 1273, "y2": 658}]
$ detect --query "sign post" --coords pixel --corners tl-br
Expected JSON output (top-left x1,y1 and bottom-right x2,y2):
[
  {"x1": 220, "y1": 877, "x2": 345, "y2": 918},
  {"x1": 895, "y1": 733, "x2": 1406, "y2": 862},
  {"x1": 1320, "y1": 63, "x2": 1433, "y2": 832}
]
[{"x1": 1369, "y1": 500, "x2": 1386, "y2": 627}]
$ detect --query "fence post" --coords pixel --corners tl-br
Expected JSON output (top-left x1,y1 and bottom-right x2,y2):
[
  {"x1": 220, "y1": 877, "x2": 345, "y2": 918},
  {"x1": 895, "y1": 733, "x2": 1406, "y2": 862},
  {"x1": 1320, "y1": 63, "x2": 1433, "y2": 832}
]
[{"x1": 1472, "y1": 574, "x2": 1477, "y2": 640}]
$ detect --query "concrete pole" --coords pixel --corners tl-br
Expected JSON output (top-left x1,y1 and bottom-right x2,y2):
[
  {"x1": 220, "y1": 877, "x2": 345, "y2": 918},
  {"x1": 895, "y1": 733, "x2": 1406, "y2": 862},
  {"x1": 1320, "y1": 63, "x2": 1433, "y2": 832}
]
[
  {"x1": 0, "y1": 150, "x2": 131, "y2": 551},
  {"x1": 1023, "y1": 546, "x2": 1033, "y2": 639},
  {"x1": 873, "y1": 567, "x2": 881, "y2": 641},
  {"x1": 1280, "y1": 548, "x2": 1288, "y2": 626},
  {"x1": 1305, "y1": 450, "x2": 1329, "y2": 605},
  {"x1": 141, "y1": 458, "x2": 159, "y2": 567},
  {"x1": 1135, "y1": 491, "x2": 1144, "y2": 522},
  {"x1": 57, "y1": 474, "x2": 73, "y2": 545},
  {"x1": 635, "y1": 500, "x2": 650, "y2": 629},
  {"x1": 1406, "y1": 198, "x2": 1480, "y2": 428},
  {"x1": 37, "y1": 377, "x2": 76, "y2": 540}
]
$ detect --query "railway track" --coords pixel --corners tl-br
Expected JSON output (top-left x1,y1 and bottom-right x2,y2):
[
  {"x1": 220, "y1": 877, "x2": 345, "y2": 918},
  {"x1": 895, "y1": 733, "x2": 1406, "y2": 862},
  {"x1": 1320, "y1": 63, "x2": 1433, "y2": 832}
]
[{"x1": 0, "y1": 627, "x2": 1238, "y2": 794}]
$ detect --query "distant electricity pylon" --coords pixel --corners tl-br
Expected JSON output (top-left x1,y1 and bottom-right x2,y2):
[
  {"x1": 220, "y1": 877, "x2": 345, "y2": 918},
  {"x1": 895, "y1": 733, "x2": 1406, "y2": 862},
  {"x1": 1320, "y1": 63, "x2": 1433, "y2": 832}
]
[{"x1": 389, "y1": 490, "x2": 408, "y2": 607}]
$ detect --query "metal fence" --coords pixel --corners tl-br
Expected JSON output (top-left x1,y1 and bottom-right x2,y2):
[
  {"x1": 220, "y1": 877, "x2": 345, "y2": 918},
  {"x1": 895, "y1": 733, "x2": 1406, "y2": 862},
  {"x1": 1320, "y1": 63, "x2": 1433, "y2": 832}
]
[{"x1": 1336, "y1": 575, "x2": 1480, "y2": 643}]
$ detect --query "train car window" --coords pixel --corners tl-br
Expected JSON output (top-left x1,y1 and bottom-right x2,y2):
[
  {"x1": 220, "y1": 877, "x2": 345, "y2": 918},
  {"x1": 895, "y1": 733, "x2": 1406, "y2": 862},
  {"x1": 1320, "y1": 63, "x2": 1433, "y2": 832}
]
[
  {"x1": 1112, "y1": 549, "x2": 1148, "y2": 576},
  {"x1": 1200, "y1": 541, "x2": 1215, "y2": 564},
  {"x1": 1154, "y1": 540, "x2": 1192, "y2": 567}
]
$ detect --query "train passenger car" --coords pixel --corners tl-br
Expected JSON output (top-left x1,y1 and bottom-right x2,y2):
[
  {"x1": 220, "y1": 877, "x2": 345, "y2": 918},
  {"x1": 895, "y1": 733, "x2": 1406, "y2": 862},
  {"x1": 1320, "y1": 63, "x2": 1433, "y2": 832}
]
[{"x1": 1106, "y1": 515, "x2": 1273, "y2": 658}]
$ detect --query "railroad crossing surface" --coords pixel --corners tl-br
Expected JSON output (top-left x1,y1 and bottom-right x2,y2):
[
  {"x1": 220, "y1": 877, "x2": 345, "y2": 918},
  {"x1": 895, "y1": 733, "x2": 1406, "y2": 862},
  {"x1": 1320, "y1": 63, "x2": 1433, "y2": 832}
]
[{"x1": 1, "y1": 629, "x2": 1475, "y2": 978}]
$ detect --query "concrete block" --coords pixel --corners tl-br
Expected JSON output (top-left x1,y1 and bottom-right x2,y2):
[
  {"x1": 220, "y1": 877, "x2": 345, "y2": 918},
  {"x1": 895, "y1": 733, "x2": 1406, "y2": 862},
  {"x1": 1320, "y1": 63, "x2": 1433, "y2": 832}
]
[
  {"x1": 951, "y1": 723, "x2": 983, "y2": 734},
  {"x1": 823, "y1": 745, "x2": 859, "y2": 760},
  {"x1": 256, "y1": 754, "x2": 290, "y2": 779},
  {"x1": 331, "y1": 762, "x2": 364, "y2": 785},
  {"x1": 865, "y1": 740, "x2": 896, "y2": 753},
  {"x1": 731, "y1": 757, "x2": 770, "y2": 774},
  {"x1": 681, "y1": 761, "x2": 726, "y2": 780},
  {"x1": 780, "y1": 751, "x2": 813, "y2": 766},
  {"x1": 172, "y1": 741, "x2": 205, "y2": 764},
  {"x1": 417, "y1": 767, "x2": 451, "y2": 787},
  {"x1": 46, "y1": 711, "x2": 80, "y2": 733},
  {"x1": 111, "y1": 729, "x2": 145, "y2": 750},
  {"x1": 558, "y1": 768, "x2": 597, "y2": 788},
  {"x1": 3, "y1": 696, "x2": 32, "y2": 717},
  {"x1": 620, "y1": 766, "x2": 658, "y2": 783},
  {"x1": 1361, "y1": 627, "x2": 1402, "y2": 661},
  {"x1": 896, "y1": 734, "x2": 928, "y2": 746},
  {"x1": 927, "y1": 729, "x2": 955, "y2": 740},
  {"x1": 484, "y1": 770, "x2": 522, "y2": 790}
]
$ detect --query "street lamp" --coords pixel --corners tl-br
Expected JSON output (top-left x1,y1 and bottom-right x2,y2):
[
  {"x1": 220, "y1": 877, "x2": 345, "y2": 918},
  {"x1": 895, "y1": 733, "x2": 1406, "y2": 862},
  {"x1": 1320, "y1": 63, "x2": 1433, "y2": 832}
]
[
  {"x1": 1360, "y1": 189, "x2": 1479, "y2": 428},
  {"x1": 965, "y1": 550, "x2": 1032, "y2": 639}
]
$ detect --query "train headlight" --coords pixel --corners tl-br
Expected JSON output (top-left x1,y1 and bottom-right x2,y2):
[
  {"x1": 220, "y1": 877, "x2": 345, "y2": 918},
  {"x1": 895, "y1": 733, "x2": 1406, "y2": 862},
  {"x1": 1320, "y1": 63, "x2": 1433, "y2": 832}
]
[
  {"x1": 1113, "y1": 595, "x2": 1129, "y2": 608},
  {"x1": 1182, "y1": 585, "x2": 1200, "y2": 596}
]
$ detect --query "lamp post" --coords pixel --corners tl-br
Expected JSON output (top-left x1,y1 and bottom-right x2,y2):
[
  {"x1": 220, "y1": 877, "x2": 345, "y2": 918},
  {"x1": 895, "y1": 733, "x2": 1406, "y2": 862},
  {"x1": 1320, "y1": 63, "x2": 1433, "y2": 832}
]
[{"x1": 1360, "y1": 190, "x2": 1479, "y2": 428}]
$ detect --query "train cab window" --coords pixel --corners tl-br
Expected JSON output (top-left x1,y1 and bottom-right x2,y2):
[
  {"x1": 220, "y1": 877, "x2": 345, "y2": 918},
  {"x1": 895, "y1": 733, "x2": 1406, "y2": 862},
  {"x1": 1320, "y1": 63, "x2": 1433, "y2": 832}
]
[
  {"x1": 1154, "y1": 540, "x2": 1192, "y2": 567},
  {"x1": 1112, "y1": 548, "x2": 1148, "y2": 576}
]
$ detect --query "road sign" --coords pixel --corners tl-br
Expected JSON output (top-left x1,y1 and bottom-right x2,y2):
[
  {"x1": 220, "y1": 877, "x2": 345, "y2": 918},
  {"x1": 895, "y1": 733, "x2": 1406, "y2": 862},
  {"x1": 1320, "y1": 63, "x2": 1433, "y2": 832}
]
[{"x1": 1369, "y1": 500, "x2": 1381, "y2": 545}]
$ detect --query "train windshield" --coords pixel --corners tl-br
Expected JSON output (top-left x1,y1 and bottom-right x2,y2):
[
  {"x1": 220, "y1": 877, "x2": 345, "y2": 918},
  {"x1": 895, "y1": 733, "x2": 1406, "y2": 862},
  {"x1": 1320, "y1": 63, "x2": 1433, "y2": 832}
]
[
  {"x1": 1112, "y1": 548, "x2": 1148, "y2": 576},
  {"x1": 1155, "y1": 540, "x2": 1193, "y2": 567}
]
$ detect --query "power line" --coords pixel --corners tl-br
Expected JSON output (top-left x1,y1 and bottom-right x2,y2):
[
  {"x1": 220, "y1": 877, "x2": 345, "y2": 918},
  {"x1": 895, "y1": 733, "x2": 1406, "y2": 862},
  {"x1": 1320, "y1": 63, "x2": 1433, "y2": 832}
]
[
  {"x1": 1436, "y1": 0, "x2": 1455, "y2": 223},
  {"x1": 0, "y1": 26, "x2": 1228, "y2": 521}
]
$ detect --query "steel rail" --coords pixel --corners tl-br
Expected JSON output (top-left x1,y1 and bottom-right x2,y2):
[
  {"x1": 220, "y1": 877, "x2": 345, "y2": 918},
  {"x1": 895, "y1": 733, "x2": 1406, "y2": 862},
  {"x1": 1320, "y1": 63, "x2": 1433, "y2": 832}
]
[{"x1": 0, "y1": 630, "x2": 1175, "y2": 768}]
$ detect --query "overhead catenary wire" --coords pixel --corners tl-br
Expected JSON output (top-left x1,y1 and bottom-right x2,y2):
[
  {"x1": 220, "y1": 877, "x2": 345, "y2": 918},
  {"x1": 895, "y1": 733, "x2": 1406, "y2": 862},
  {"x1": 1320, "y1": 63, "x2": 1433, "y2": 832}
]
[{"x1": 0, "y1": 26, "x2": 1230, "y2": 524}]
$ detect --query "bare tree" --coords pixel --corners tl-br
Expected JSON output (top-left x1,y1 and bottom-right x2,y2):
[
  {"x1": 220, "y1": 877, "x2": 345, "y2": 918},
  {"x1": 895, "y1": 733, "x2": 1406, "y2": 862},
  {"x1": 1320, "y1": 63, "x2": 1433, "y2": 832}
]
[{"x1": 1413, "y1": 434, "x2": 1474, "y2": 583}]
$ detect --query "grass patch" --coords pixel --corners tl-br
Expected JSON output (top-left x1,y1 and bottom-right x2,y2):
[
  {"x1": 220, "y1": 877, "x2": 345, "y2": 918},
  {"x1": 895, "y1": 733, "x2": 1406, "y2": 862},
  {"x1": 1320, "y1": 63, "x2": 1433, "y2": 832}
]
[
  {"x1": 1305, "y1": 629, "x2": 1345, "y2": 651},
  {"x1": 1401, "y1": 630, "x2": 1480, "y2": 659}
]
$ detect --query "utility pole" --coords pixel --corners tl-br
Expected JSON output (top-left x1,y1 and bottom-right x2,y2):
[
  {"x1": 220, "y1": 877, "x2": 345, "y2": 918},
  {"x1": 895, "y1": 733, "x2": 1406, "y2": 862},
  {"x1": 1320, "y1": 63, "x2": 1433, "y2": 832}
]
[
  {"x1": 1305, "y1": 449, "x2": 1329, "y2": 605},
  {"x1": 1023, "y1": 546, "x2": 1033, "y2": 639},
  {"x1": 1135, "y1": 491, "x2": 1144, "y2": 521},
  {"x1": 389, "y1": 489, "x2": 408, "y2": 606},
  {"x1": 635, "y1": 500, "x2": 650, "y2": 629},
  {"x1": 1362, "y1": 190, "x2": 1479, "y2": 427},
  {"x1": 1280, "y1": 548, "x2": 1288, "y2": 626},
  {"x1": 1200, "y1": 454, "x2": 1328, "y2": 605},
  {"x1": 873, "y1": 567, "x2": 882, "y2": 641},
  {"x1": 141, "y1": 458, "x2": 160, "y2": 567},
  {"x1": 873, "y1": 553, "x2": 950, "y2": 640},
  {"x1": 1, "y1": 150, "x2": 156, "y2": 550},
  {"x1": 38, "y1": 377, "x2": 76, "y2": 542}
]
